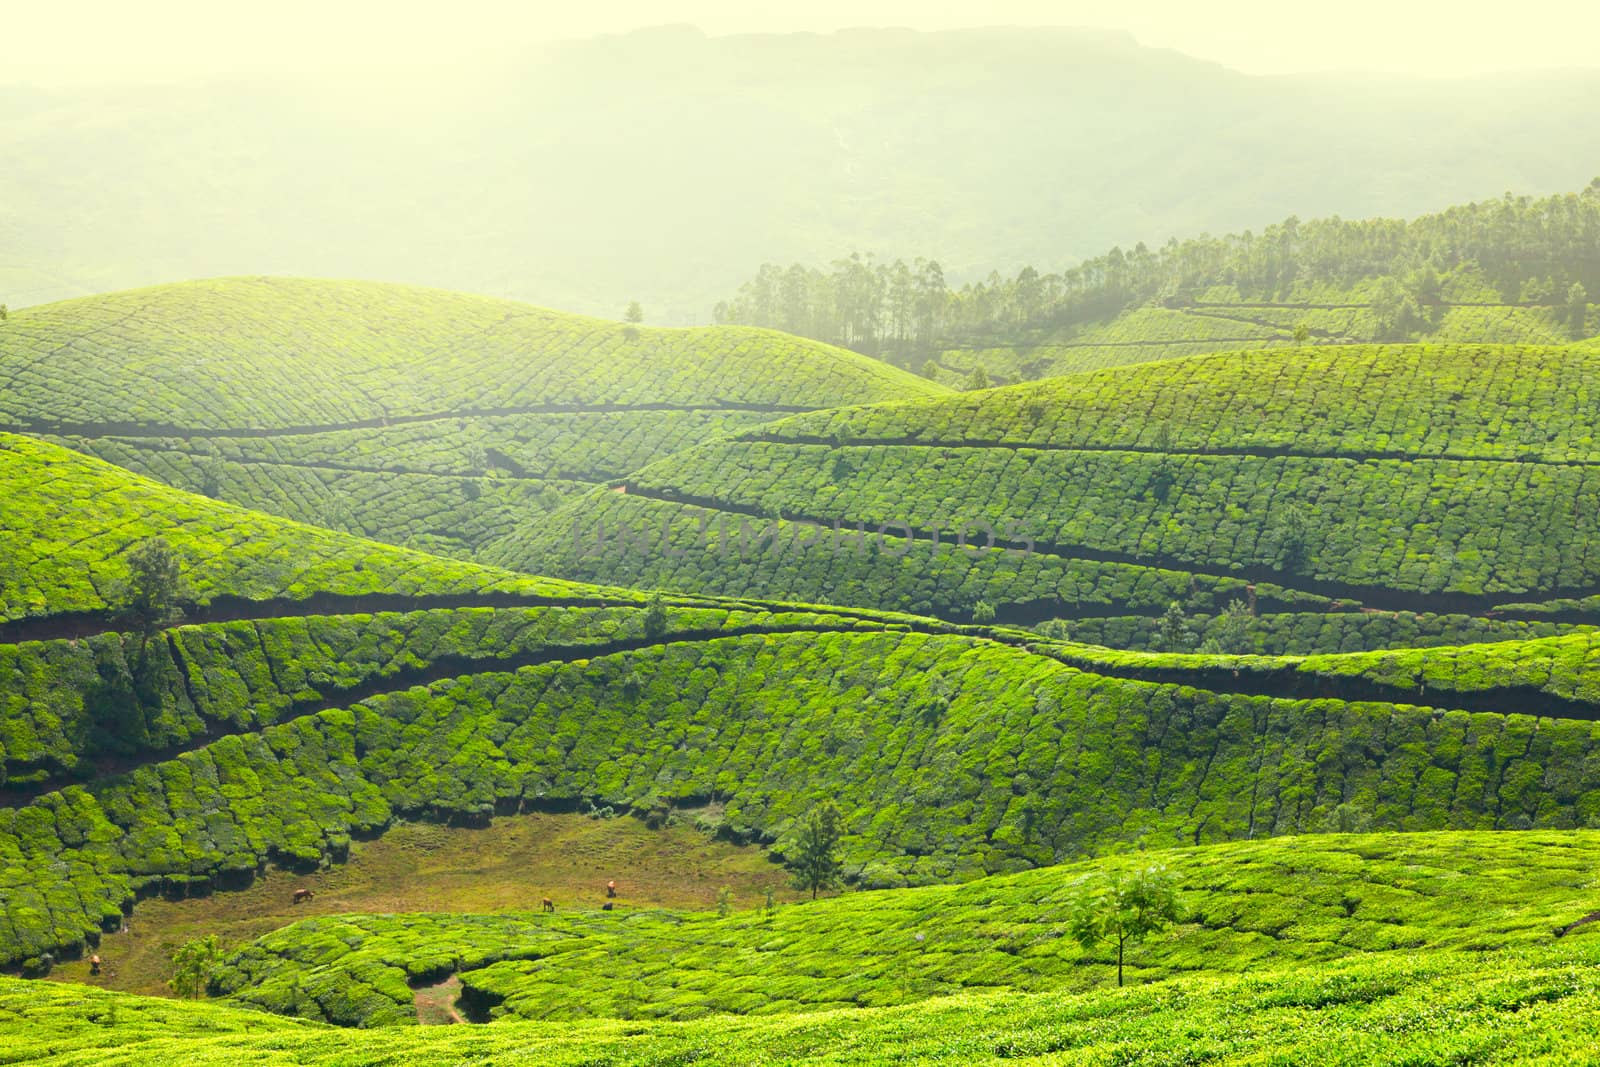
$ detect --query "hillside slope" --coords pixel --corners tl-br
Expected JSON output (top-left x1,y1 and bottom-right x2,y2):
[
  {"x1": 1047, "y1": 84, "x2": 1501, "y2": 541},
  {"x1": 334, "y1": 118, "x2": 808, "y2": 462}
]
[
  {"x1": 932, "y1": 287, "x2": 1592, "y2": 384},
  {"x1": 496, "y1": 343, "x2": 1600, "y2": 649},
  {"x1": 11, "y1": 433, "x2": 1600, "y2": 966},
  {"x1": 0, "y1": 277, "x2": 942, "y2": 560},
  {"x1": 0, "y1": 433, "x2": 609, "y2": 626}
]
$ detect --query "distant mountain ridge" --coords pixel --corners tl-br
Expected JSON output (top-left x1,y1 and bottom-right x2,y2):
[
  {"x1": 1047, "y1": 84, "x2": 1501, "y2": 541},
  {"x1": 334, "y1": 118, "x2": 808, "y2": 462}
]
[{"x1": 3, "y1": 26, "x2": 1600, "y2": 317}]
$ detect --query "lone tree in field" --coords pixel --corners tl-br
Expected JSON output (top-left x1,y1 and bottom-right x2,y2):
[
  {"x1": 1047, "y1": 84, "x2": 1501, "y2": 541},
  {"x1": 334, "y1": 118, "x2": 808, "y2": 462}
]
[
  {"x1": 1067, "y1": 865, "x2": 1180, "y2": 987},
  {"x1": 788, "y1": 799, "x2": 844, "y2": 900},
  {"x1": 112, "y1": 536, "x2": 186, "y2": 661},
  {"x1": 169, "y1": 935, "x2": 222, "y2": 998},
  {"x1": 625, "y1": 301, "x2": 644, "y2": 324}
]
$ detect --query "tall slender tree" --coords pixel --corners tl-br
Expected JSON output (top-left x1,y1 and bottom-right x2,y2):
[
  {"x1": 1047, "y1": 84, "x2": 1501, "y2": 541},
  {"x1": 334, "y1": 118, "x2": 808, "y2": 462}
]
[
  {"x1": 788, "y1": 800, "x2": 844, "y2": 900},
  {"x1": 1067, "y1": 866, "x2": 1180, "y2": 987}
]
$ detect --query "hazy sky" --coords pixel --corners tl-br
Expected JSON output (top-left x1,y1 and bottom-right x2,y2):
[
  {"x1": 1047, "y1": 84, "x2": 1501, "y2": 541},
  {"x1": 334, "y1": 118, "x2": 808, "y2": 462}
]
[{"x1": 8, "y1": 0, "x2": 1600, "y2": 84}]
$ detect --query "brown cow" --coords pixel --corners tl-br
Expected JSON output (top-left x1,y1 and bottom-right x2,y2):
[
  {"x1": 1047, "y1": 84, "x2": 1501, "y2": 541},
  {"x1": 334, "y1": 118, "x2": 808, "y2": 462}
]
[
  {"x1": 89, "y1": 954, "x2": 102, "y2": 976},
  {"x1": 542, "y1": 897, "x2": 555, "y2": 913},
  {"x1": 606, "y1": 880, "x2": 617, "y2": 899},
  {"x1": 292, "y1": 888, "x2": 315, "y2": 905}
]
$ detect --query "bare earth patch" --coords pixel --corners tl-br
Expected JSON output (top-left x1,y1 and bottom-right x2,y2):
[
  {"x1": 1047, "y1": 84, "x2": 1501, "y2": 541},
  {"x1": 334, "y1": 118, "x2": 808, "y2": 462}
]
[
  {"x1": 48, "y1": 811, "x2": 797, "y2": 998},
  {"x1": 413, "y1": 974, "x2": 465, "y2": 1024}
]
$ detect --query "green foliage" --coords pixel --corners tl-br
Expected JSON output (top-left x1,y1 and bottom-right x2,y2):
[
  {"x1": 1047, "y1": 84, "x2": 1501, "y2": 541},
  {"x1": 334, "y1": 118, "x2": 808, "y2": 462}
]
[
  {"x1": 1066, "y1": 865, "x2": 1179, "y2": 987},
  {"x1": 1070, "y1": 610, "x2": 1588, "y2": 656},
  {"x1": 9, "y1": 938, "x2": 1600, "y2": 1064},
  {"x1": 1570, "y1": 282, "x2": 1590, "y2": 339},
  {"x1": 788, "y1": 800, "x2": 844, "y2": 900},
  {"x1": 715, "y1": 885, "x2": 733, "y2": 917},
  {"x1": 0, "y1": 279, "x2": 940, "y2": 432},
  {"x1": 718, "y1": 183, "x2": 1600, "y2": 373},
  {"x1": 642, "y1": 593, "x2": 668, "y2": 640},
  {"x1": 624, "y1": 300, "x2": 643, "y2": 324},
  {"x1": 0, "y1": 433, "x2": 609, "y2": 622},
  {"x1": 1370, "y1": 275, "x2": 1422, "y2": 340},
  {"x1": 169, "y1": 935, "x2": 222, "y2": 999},
  {"x1": 1205, "y1": 598, "x2": 1254, "y2": 655},
  {"x1": 110, "y1": 537, "x2": 187, "y2": 652},
  {"x1": 1155, "y1": 602, "x2": 1194, "y2": 652},
  {"x1": 1032, "y1": 618, "x2": 1070, "y2": 641},
  {"x1": 206, "y1": 832, "x2": 1600, "y2": 1028},
  {"x1": 1276, "y1": 503, "x2": 1310, "y2": 572}
]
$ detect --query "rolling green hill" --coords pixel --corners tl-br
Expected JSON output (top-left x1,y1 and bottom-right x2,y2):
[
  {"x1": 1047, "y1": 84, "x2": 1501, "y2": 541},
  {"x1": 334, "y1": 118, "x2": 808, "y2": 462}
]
[
  {"x1": 930, "y1": 289, "x2": 1589, "y2": 385},
  {"x1": 498, "y1": 343, "x2": 1600, "y2": 651},
  {"x1": 0, "y1": 277, "x2": 942, "y2": 561}
]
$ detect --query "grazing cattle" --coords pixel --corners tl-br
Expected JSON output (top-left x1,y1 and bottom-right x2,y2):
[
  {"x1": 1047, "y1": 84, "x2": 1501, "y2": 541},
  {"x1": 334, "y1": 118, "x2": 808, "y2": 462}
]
[
  {"x1": 606, "y1": 880, "x2": 617, "y2": 898},
  {"x1": 89, "y1": 954, "x2": 102, "y2": 976},
  {"x1": 542, "y1": 897, "x2": 555, "y2": 913},
  {"x1": 292, "y1": 888, "x2": 315, "y2": 905},
  {"x1": 601, "y1": 902, "x2": 615, "y2": 911}
]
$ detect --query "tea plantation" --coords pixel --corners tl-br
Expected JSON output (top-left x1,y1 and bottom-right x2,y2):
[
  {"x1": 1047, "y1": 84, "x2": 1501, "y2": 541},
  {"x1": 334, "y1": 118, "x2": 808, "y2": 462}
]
[
  {"x1": 11, "y1": 577, "x2": 1600, "y2": 974},
  {"x1": 929, "y1": 287, "x2": 1583, "y2": 384},
  {"x1": 498, "y1": 343, "x2": 1600, "y2": 649},
  {"x1": 0, "y1": 277, "x2": 943, "y2": 561},
  {"x1": 8, "y1": 289, "x2": 1600, "y2": 1064}
]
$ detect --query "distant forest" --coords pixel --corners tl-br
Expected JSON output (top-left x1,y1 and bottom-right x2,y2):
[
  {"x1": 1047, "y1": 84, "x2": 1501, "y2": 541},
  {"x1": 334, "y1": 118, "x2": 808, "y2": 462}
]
[{"x1": 714, "y1": 182, "x2": 1600, "y2": 360}]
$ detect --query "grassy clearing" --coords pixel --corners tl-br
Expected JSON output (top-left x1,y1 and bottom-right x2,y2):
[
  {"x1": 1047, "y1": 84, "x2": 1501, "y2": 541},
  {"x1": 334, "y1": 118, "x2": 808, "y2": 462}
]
[{"x1": 44, "y1": 812, "x2": 797, "y2": 999}]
